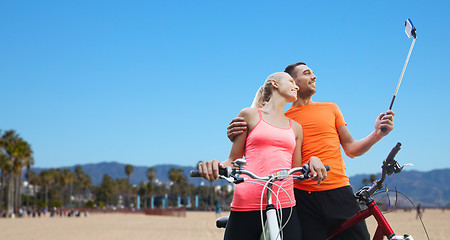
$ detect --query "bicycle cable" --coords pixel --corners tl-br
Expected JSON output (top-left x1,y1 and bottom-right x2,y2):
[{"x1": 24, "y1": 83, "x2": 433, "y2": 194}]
[
  {"x1": 370, "y1": 175, "x2": 431, "y2": 240},
  {"x1": 241, "y1": 179, "x2": 293, "y2": 240}
]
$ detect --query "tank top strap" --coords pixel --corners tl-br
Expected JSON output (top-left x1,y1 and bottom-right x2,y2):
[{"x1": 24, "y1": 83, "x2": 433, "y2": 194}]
[
  {"x1": 289, "y1": 119, "x2": 293, "y2": 128},
  {"x1": 257, "y1": 108, "x2": 263, "y2": 120}
]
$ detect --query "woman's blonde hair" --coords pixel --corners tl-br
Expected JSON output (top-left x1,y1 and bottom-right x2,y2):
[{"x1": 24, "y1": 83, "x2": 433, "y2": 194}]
[{"x1": 251, "y1": 72, "x2": 290, "y2": 108}]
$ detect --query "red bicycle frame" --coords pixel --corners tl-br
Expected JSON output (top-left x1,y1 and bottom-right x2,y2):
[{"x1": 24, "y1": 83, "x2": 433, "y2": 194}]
[{"x1": 327, "y1": 201, "x2": 395, "y2": 240}]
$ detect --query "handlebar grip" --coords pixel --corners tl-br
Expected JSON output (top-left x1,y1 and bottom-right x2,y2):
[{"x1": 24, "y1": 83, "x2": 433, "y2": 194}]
[
  {"x1": 324, "y1": 165, "x2": 330, "y2": 171},
  {"x1": 385, "y1": 142, "x2": 402, "y2": 163},
  {"x1": 190, "y1": 170, "x2": 201, "y2": 177},
  {"x1": 190, "y1": 168, "x2": 230, "y2": 178}
]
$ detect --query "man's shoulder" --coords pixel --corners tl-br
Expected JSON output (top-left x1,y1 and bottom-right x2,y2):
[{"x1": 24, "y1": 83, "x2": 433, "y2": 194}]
[
  {"x1": 314, "y1": 102, "x2": 338, "y2": 107},
  {"x1": 286, "y1": 102, "x2": 338, "y2": 111}
]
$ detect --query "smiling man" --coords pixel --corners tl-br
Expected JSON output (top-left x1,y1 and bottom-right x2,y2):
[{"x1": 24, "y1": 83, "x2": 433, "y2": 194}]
[{"x1": 227, "y1": 62, "x2": 395, "y2": 239}]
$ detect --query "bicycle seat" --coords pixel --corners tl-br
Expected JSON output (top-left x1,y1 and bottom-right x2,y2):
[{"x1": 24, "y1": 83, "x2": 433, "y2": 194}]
[{"x1": 216, "y1": 216, "x2": 229, "y2": 228}]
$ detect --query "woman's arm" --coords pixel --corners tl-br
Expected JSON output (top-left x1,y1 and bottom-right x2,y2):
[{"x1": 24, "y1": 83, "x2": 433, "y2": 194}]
[
  {"x1": 292, "y1": 121, "x2": 303, "y2": 168},
  {"x1": 198, "y1": 108, "x2": 255, "y2": 181}
]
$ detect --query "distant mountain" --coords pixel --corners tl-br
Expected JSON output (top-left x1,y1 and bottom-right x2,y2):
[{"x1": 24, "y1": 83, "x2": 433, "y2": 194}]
[
  {"x1": 31, "y1": 162, "x2": 450, "y2": 207},
  {"x1": 350, "y1": 168, "x2": 450, "y2": 207},
  {"x1": 31, "y1": 162, "x2": 207, "y2": 186}
]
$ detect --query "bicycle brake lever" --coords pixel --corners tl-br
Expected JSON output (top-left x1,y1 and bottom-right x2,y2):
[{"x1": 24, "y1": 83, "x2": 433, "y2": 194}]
[
  {"x1": 395, "y1": 163, "x2": 413, "y2": 174},
  {"x1": 219, "y1": 175, "x2": 235, "y2": 183},
  {"x1": 234, "y1": 176, "x2": 245, "y2": 184},
  {"x1": 298, "y1": 173, "x2": 311, "y2": 180}
]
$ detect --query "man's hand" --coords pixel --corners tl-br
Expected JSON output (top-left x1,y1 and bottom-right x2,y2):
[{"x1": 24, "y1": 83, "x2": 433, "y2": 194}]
[
  {"x1": 375, "y1": 110, "x2": 395, "y2": 136},
  {"x1": 227, "y1": 117, "x2": 247, "y2": 142},
  {"x1": 308, "y1": 157, "x2": 327, "y2": 186},
  {"x1": 198, "y1": 160, "x2": 223, "y2": 181}
]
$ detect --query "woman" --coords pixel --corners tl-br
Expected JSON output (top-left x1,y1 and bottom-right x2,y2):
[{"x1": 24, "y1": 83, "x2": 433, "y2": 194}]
[{"x1": 198, "y1": 72, "x2": 326, "y2": 240}]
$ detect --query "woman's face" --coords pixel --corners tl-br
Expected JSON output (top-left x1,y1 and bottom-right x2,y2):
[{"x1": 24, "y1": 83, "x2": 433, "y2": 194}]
[{"x1": 276, "y1": 74, "x2": 299, "y2": 102}]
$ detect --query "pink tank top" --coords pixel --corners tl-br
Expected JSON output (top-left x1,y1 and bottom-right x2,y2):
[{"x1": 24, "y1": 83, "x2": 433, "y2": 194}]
[{"x1": 231, "y1": 109, "x2": 296, "y2": 211}]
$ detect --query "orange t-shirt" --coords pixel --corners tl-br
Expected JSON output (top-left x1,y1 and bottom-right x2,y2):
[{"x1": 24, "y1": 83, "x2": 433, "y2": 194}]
[{"x1": 285, "y1": 102, "x2": 349, "y2": 191}]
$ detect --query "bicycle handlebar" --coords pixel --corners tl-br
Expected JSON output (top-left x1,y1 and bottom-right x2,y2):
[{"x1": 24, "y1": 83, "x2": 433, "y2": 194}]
[
  {"x1": 364, "y1": 142, "x2": 404, "y2": 196},
  {"x1": 190, "y1": 167, "x2": 230, "y2": 178},
  {"x1": 385, "y1": 142, "x2": 401, "y2": 164},
  {"x1": 190, "y1": 164, "x2": 330, "y2": 184}
]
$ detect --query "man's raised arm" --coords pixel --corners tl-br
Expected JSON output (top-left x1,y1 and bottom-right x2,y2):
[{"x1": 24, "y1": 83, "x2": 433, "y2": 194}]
[{"x1": 339, "y1": 110, "x2": 395, "y2": 158}]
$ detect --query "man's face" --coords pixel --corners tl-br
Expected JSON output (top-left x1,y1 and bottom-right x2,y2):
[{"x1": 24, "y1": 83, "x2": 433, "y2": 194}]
[{"x1": 293, "y1": 65, "x2": 317, "y2": 97}]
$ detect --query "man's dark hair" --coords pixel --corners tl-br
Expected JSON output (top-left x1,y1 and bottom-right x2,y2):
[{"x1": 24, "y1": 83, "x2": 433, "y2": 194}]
[{"x1": 284, "y1": 62, "x2": 306, "y2": 78}]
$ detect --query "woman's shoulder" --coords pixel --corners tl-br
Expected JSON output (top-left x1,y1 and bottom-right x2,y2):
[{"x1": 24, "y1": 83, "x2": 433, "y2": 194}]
[
  {"x1": 291, "y1": 120, "x2": 302, "y2": 130},
  {"x1": 237, "y1": 107, "x2": 258, "y2": 117},
  {"x1": 237, "y1": 107, "x2": 261, "y2": 125},
  {"x1": 291, "y1": 120, "x2": 303, "y2": 136}
]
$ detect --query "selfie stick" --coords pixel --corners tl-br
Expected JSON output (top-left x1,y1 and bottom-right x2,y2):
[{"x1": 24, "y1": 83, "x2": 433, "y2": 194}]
[
  {"x1": 388, "y1": 18, "x2": 417, "y2": 110},
  {"x1": 381, "y1": 19, "x2": 417, "y2": 132}
]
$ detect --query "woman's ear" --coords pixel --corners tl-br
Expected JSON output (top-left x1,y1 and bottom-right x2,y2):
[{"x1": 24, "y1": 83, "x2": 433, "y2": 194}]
[{"x1": 271, "y1": 79, "x2": 279, "y2": 89}]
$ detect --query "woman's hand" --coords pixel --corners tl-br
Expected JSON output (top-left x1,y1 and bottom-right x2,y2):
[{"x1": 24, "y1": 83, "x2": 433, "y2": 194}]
[{"x1": 198, "y1": 160, "x2": 223, "y2": 181}]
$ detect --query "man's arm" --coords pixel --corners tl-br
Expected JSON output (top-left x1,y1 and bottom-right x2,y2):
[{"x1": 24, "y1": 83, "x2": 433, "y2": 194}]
[
  {"x1": 339, "y1": 110, "x2": 395, "y2": 158},
  {"x1": 227, "y1": 117, "x2": 247, "y2": 141}
]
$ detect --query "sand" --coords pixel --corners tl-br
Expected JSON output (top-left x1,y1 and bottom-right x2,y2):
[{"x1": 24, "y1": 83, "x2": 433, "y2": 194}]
[{"x1": 0, "y1": 209, "x2": 448, "y2": 240}]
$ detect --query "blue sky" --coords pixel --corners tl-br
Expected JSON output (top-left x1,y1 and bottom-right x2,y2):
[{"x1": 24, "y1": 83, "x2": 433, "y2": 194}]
[{"x1": 1, "y1": 1, "x2": 449, "y2": 177}]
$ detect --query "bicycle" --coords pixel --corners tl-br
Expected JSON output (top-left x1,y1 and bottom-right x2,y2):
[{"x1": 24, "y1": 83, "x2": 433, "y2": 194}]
[
  {"x1": 191, "y1": 159, "x2": 329, "y2": 240},
  {"x1": 327, "y1": 142, "x2": 418, "y2": 240}
]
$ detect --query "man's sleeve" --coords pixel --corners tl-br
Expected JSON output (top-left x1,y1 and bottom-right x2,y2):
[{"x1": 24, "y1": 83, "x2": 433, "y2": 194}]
[{"x1": 333, "y1": 103, "x2": 346, "y2": 129}]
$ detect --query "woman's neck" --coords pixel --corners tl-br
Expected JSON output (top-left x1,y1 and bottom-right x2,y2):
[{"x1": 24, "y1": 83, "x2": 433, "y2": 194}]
[{"x1": 262, "y1": 97, "x2": 286, "y2": 115}]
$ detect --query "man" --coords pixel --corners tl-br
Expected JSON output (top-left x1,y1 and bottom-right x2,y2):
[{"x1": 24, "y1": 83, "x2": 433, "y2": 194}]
[{"x1": 227, "y1": 62, "x2": 395, "y2": 239}]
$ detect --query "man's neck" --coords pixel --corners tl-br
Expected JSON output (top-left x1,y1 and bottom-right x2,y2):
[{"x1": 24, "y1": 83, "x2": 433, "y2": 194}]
[{"x1": 292, "y1": 96, "x2": 313, "y2": 107}]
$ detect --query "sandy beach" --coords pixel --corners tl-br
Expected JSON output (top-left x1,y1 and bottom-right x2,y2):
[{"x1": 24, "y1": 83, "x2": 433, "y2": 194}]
[{"x1": 0, "y1": 209, "x2": 448, "y2": 240}]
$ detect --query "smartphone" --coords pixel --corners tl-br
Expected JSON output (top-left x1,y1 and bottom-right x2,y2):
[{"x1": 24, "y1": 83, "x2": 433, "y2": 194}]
[{"x1": 404, "y1": 18, "x2": 417, "y2": 39}]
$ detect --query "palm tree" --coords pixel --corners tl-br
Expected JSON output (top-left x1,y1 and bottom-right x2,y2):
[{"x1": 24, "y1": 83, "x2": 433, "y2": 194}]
[
  {"x1": 138, "y1": 181, "x2": 147, "y2": 208},
  {"x1": 0, "y1": 130, "x2": 33, "y2": 216},
  {"x1": 146, "y1": 167, "x2": 156, "y2": 208},
  {"x1": 74, "y1": 166, "x2": 92, "y2": 208},
  {"x1": 61, "y1": 169, "x2": 76, "y2": 207},
  {"x1": 0, "y1": 130, "x2": 17, "y2": 216},
  {"x1": 13, "y1": 141, "x2": 33, "y2": 214},
  {"x1": 168, "y1": 168, "x2": 187, "y2": 200},
  {"x1": 0, "y1": 150, "x2": 8, "y2": 209},
  {"x1": 98, "y1": 174, "x2": 115, "y2": 207},
  {"x1": 115, "y1": 178, "x2": 128, "y2": 207},
  {"x1": 27, "y1": 170, "x2": 40, "y2": 209},
  {"x1": 40, "y1": 169, "x2": 56, "y2": 211},
  {"x1": 124, "y1": 164, "x2": 133, "y2": 208},
  {"x1": 24, "y1": 162, "x2": 36, "y2": 209}
]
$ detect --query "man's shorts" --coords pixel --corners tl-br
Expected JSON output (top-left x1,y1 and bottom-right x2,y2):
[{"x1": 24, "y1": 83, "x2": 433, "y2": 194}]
[{"x1": 295, "y1": 186, "x2": 370, "y2": 240}]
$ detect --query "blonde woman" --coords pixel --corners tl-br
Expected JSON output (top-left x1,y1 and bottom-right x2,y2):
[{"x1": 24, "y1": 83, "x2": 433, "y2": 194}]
[{"x1": 198, "y1": 72, "x2": 326, "y2": 240}]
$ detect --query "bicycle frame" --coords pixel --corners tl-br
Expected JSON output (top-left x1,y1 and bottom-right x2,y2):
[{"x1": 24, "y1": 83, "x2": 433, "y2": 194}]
[
  {"x1": 327, "y1": 142, "x2": 413, "y2": 240},
  {"x1": 327, "y1": 195, "x2": 395, "y2": 239}
]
